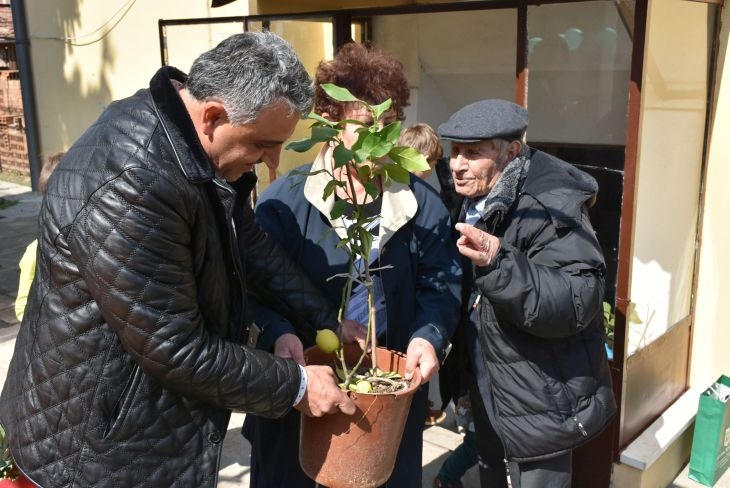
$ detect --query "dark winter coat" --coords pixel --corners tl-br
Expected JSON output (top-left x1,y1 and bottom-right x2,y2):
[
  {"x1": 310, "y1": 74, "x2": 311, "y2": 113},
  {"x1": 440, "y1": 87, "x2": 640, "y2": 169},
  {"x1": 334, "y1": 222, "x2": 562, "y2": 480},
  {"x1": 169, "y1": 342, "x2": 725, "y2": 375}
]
[
  {"x1": 463, "y1": 148, "x2": 617, "y2": 462},
  {"x1": 0, "y1": 66, "x2": 338, "y2": 488}
]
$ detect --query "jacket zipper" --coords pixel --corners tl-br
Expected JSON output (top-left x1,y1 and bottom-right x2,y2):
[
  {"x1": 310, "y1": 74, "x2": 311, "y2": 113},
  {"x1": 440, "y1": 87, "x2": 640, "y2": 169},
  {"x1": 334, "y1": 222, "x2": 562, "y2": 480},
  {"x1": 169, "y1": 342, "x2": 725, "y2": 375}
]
[
  {"x1": 471, "y1": 296, "x2": 509, "y2": 458},
  {"x1": 212, "y1": 179, "x2": 247, "y2": 343},
  {"x1": 572, "y1": 415, "x2": 589, "y2": 437}
]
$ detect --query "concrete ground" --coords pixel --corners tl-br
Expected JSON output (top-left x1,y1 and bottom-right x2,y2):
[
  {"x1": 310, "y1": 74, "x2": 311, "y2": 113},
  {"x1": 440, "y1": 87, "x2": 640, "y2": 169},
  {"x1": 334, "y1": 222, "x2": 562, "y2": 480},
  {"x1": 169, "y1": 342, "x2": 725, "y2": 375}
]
[{"x1": 0, "y1": 179, "x2": 479, "y2": 488}]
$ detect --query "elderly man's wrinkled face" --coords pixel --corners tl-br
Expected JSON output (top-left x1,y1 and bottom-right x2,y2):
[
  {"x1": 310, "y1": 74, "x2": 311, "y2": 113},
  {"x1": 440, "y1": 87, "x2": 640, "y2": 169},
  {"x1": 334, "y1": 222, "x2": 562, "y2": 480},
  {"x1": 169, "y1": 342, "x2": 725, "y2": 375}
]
[{"x1": 449, "y1": 139, "x2": 518, "y2": 199}]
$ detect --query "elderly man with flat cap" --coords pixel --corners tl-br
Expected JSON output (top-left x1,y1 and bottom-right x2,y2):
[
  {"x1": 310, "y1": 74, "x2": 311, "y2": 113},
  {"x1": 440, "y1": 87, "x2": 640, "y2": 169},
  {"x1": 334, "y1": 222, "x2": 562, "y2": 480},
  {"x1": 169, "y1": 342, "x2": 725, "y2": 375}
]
[{"x1": 436, "y1": 99, "x2": 616, "y2": 488}]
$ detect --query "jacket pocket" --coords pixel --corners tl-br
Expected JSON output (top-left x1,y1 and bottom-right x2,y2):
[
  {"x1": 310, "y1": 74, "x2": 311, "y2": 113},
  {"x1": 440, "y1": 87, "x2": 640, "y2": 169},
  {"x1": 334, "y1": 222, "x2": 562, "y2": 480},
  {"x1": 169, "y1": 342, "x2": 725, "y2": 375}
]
[
  {"x1": 525, "y1": 354, "x2": 577, "y2": 418},
  {"x1": 103, "y1": 365, "x2": 143, "y2": 440}
]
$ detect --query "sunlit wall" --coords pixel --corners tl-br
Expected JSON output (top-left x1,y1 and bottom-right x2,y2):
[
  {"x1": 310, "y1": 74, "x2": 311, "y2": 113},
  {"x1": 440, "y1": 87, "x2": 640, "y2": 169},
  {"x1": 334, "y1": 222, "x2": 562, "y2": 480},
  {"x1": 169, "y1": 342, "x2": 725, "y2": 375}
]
[
  {"x1": 628, "y1": 0, "x2": 708, "y2": 354},
  {"x1": 691, "y1": 4, "x2": 730, "y2": 387},
  {"x1": 24, "y1": 0, "x2": 246, "y2": 156}
]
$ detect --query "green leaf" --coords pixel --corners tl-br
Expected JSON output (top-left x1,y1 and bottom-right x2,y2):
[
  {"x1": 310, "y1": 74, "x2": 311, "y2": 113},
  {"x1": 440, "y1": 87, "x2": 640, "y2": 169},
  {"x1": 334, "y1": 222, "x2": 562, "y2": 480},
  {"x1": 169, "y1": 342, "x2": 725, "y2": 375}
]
[
  {"x1": 333, "y1": 143, "x2": 356, "y2": 168},
  {"x1": 321, "y1": 83, "x2": 361, "y2": 103},
  {"x1": 355, "y1": 164, "x2": 373, "y2": 184},
  {"x1": 372, "y1": 99, "x2": 393, "y2": 120},
  {"x1": 380, "y1": 121, "x2": 402, "y2": 144},
  {"x1": 286, "y1": 122, "x2": 340, "y2": 153},
  {"x1": 389, "y1": 146, "x2": 430, "y2": 172},
  {"x1": 322, "y1": 179, "x2": 339, "y2": 200},
  {"x1": 603, "y1": 302, "x2": 614, "y2": 325},
  {"x1": 292, "y1": 167, "x2": 328, "y2": 179},
  {"x1": 363, "y1": 181, "x2": 379, "y2": 201},
  {"x1": 340, "y1": 118, "x2": 369, "y2": 129},
  {"x1": 381, "y1": 163, "x2": 411, "y2": 184},
  {"x1": 352, "y1": 131, "x2": 392, "y2": 159},
  {"x1": 286, "y1": 137, "x2": 319, "y2": 152},
  {"x1": 335, "y1": 237, "x2": 350, "y2": 251},
  {"x1": 306, "y1": 112, "x2": 337, "y2": 126},
  {"x1": 330, "y1": 199, "x2": 348, "y2": 220},
  {"x1": 311, "y1": 126, "x2": 340, "y2": 142}
]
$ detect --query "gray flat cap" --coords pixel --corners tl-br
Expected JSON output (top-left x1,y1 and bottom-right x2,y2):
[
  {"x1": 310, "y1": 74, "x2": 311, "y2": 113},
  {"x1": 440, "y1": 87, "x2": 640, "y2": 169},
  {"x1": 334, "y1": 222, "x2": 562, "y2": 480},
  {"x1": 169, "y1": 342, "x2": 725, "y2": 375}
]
[{"x1": 438, "y1": 99, "x2": 528, "y2": 143}]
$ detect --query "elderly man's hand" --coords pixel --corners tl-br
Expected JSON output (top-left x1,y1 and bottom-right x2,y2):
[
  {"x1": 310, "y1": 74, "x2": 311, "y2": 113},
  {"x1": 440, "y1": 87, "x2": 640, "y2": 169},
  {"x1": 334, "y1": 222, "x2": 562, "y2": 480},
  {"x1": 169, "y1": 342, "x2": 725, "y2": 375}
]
[{"x1": 455, "y1": 223, "x2": 500, "y2": 267}]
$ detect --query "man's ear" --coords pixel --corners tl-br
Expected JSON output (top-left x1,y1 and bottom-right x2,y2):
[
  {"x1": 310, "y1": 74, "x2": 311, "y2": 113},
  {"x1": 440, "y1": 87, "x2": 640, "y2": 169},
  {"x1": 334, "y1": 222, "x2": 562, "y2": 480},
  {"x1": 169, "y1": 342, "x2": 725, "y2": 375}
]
[
  {"x1": 507, "y1": 140, "x2": 523, "y2": 161},
  {"x1": 200, "y1": 101, "x2": 228, "y2": 137}
]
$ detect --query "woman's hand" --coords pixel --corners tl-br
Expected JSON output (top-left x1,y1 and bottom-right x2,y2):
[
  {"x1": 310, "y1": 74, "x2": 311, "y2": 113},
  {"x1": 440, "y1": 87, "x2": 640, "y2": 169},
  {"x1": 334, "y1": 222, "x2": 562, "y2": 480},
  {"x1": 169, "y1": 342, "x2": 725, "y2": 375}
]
[
  {"x1": 339, "y1": 319, "x2": 367, "y2": 350},
  {"x1": 404, "y1": 338, "x2": 438, "y2": 385},
  {"x1": 274, "y1": 333, "x2": 305, "y2": 366}
]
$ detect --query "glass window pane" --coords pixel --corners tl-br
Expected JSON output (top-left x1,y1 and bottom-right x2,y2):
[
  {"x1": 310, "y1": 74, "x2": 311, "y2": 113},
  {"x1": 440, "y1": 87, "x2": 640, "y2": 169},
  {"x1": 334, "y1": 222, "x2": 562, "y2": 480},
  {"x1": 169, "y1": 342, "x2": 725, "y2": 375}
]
[
  {"x1": 527, "y1": 1, "x2": 632, "y2": 145},
  {"x1": 369, "y1": 10, "x2": 516, "y2": 132}
]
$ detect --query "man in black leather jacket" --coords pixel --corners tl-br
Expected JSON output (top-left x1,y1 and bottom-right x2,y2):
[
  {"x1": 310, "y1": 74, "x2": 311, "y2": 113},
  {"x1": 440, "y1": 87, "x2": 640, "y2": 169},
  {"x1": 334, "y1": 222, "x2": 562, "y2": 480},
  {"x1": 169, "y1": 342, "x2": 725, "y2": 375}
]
[
  {"x1": 438, "y1": 100, "x2": 616, "y2": 488},
  {"x1": 0, "y1": 31, "x2": 355, "y2": 488}
]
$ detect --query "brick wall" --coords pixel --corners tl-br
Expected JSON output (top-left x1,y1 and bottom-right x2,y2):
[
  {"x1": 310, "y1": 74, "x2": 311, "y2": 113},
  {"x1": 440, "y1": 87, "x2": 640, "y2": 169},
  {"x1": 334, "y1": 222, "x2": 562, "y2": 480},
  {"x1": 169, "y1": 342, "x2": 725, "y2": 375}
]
[
  {"x1": 0, "y1": 6, "x2": 28, "y2": 176},
  {"x1": 0, "y1": 6, "x2": 13, "y2": 39},
  {"x1": 0, "y1": 114, "x2": 27, "y2": 174},
  {"x1": 0, "y1": 70, "x2": 28, "y2": 176}
]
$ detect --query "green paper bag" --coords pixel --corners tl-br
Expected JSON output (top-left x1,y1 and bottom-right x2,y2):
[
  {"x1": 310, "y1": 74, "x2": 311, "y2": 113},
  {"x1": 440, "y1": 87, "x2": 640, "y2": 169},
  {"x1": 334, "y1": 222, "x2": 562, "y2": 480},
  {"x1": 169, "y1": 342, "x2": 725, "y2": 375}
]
[{"x1": 689, "y1": 375, "x2": 730, "y2": 486}]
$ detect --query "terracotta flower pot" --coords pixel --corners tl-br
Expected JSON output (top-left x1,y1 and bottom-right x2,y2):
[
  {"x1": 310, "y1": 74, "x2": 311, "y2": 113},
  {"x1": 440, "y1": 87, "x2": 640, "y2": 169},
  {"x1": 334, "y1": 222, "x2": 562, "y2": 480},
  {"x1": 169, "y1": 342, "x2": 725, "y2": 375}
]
[
  {"x1": 299, "y1": 343, "x2": 421, "y2": 488},
  {"x1": 0, "y1": 474, "x2": 35, "y2": 488}
]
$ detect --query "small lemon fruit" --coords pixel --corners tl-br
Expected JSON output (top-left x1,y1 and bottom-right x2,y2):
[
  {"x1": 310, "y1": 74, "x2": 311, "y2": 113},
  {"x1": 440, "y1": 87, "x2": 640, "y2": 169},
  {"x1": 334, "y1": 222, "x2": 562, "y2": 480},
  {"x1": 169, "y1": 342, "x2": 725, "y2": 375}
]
[
  {"x1": 315, "y1": 329, "x2": 340, "y2": 353},
  {"x1": 353, "y1": 380, "x2": 373, "y2": 393}
]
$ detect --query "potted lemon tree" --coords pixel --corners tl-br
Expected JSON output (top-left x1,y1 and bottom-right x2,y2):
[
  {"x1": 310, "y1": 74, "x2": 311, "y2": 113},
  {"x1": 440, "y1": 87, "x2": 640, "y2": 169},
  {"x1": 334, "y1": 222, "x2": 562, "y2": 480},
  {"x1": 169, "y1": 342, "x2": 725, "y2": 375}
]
[{"x1": 286, "y1": 84, "x2": 431, "y2": 488}]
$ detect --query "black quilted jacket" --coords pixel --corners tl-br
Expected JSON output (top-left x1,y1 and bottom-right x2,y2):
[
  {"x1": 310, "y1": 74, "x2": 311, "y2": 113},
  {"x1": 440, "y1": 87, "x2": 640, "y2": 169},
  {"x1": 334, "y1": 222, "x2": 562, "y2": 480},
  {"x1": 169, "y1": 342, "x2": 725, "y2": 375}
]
[{"x1": 0, "y1": 66, "x2": 337, "y2": 487}]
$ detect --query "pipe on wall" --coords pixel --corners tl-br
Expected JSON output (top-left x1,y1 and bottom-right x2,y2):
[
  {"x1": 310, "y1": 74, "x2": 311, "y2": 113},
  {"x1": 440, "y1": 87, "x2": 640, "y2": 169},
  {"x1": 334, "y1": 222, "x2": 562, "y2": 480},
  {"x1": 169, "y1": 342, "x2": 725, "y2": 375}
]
[{"x1": 10, "y1": 0, "x2": 42, "y2": 191}]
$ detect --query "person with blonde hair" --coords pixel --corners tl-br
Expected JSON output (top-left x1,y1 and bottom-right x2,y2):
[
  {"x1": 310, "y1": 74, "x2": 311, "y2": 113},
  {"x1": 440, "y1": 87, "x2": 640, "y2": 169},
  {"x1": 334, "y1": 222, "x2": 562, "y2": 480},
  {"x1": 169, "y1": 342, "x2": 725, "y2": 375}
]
[{"x1": 398, "y1": 122, "x2": 443, "y2": 180}]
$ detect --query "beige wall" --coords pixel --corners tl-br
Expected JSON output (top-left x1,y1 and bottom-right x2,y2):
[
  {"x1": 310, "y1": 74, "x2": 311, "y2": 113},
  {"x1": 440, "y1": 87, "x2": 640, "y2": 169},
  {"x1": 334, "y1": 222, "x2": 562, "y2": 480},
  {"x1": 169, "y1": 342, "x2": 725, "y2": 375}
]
[
  {"x1": 626, "y1": 0, "x2": 708, "y2": 355},
  {"x1": 690, "y1": 4, "x2": 730, "y2": 388},
  {"x1": 247, "y1": 19, "x2": 334, "y2": 189},
  {"x1": 24, "y1": 0, "x2": 247, "y2": 156}
]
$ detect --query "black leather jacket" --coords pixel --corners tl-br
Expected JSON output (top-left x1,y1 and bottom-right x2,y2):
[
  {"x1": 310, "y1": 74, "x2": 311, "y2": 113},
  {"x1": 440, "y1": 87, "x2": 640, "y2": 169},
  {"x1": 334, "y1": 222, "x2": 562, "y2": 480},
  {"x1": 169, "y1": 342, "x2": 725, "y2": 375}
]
[{"x1": 0, "y1": 67, "x2": 336, "y2": 487}]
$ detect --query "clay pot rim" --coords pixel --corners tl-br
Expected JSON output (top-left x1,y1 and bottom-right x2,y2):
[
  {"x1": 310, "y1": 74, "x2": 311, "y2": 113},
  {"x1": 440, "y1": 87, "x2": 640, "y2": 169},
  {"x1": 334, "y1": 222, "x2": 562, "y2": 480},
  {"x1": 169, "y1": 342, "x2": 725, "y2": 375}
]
[{"x1": 304, "y1": 343, "x2": 422, "y2": 397}]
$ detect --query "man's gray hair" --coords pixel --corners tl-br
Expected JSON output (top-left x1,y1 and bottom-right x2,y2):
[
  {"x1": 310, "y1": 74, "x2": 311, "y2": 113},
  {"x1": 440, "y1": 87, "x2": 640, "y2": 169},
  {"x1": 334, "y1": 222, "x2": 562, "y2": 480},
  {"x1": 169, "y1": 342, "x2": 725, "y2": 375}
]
[{"x1": 185, "y1": 31, "x2": 313, "y2": 125}]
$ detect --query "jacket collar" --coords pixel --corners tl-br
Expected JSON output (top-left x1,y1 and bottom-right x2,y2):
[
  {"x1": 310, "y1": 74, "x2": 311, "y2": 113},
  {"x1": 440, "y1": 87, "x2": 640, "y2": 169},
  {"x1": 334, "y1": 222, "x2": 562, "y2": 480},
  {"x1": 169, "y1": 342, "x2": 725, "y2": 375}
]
[
  {"x1": 522, "y1": 147, "x2": 599, "y2": 228},
  {"x1": 464, "y1": 151, "x2": 529, "y2": 229},
  {"x1": 303, "y1": 144, "x2": 417, "y2": 249},
  {"x1": 149, "y1": 66, "x2": 215, "y2": 183}
]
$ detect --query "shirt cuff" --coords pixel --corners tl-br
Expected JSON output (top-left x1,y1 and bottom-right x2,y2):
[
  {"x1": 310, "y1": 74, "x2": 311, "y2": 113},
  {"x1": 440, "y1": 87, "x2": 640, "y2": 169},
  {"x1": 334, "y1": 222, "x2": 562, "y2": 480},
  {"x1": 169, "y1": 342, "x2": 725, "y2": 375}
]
[{"x1": 293, "y1": 364, "x2": 308, "y2": 407}]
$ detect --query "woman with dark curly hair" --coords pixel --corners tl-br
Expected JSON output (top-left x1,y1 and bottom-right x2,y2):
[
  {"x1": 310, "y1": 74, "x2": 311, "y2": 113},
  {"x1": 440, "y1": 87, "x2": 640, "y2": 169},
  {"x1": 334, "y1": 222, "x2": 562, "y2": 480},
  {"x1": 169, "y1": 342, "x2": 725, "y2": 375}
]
[{"x1": 241, "y1": 42, "x2": 462, "y2": 487}]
